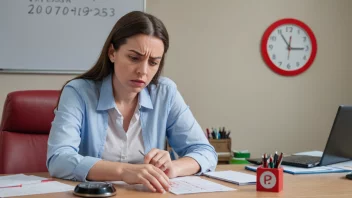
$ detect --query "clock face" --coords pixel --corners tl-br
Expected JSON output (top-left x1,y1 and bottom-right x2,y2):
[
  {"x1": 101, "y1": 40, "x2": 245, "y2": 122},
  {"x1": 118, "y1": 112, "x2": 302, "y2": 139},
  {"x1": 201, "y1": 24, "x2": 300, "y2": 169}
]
[{"x1": 261, "y1": 18, "x2": 317, "y2": 76}]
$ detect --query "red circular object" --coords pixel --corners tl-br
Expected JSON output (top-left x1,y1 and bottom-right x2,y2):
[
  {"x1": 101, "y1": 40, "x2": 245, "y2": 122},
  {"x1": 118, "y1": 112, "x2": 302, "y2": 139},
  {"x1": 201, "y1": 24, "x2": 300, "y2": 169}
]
[{"x1": 261, "y1": 18, "x2": 317, "y2": 76}]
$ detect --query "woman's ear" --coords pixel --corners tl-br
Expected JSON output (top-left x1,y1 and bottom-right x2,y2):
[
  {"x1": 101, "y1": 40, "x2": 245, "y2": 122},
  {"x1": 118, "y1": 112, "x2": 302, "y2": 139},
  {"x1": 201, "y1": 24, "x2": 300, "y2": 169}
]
[{"x1": 108, "y1": 44, "x2": 116, "y2": 63}]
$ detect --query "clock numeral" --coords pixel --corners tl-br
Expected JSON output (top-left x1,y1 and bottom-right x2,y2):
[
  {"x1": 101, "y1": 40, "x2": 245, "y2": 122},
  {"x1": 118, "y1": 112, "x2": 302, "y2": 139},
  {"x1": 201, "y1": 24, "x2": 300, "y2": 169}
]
[
  {"x1": 270, "y1": 36, "x2": 276, "y2": 41},
  {"x1": 297, "y1": 29, "x2": 300, "y2": 34},
  {"x1": 287, "y1": 63, "x2": 291, "y2": 69},
  {"x1": 269, "y1": 44, "x2": 273, "y2": 50},
  {"x1": 272, "y1": 54, "x2": 276, "y2": 60},
  {"x1": 296, "y1": 62, "x2": 300, "y2": 67},
  {"x1": 286, "y1": 26, "x2": 293, "y2": 33},
  {"x1": 278, "y1": 61, "x2": 282, "y2": 66},
  {"x1": 303, "y1": 55, "x2": 307, "y2": 60},
  {"x1": 303, "y1": 37, "x2": 307, "y2": 42},
  {"x1": 277, "y1": 29, "x2": 282, "y2": 34},
  {"x1": 305, "y1": 45, "x2": 309, "y2": 51}
]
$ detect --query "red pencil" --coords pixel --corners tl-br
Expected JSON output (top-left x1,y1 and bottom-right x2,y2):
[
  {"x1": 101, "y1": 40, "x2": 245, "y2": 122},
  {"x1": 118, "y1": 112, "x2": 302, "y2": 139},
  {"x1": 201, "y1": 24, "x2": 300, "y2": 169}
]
[
  {"x1": 206, "y1": 128, "x2": 210, "y2": 139},
  {"x1": 263, "y1": 153, "x2": 267, "y2": 168},
  {"x1": 275, "y1": 152, "x2": 283, "y2": 168}
]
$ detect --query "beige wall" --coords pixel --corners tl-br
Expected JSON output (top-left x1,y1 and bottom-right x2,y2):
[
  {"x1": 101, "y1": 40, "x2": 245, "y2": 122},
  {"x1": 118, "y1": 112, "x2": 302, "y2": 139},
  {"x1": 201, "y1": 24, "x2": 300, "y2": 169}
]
[{"x1": 1, "y1": 0, "x2": 351, "y2": 157}]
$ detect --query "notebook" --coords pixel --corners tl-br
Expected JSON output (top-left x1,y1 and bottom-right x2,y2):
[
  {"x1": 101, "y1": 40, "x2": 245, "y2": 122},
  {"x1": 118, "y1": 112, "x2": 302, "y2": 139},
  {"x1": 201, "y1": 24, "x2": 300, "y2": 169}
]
[{"x1": 203, "y1": 171, "x2": 256, "y2": 185}]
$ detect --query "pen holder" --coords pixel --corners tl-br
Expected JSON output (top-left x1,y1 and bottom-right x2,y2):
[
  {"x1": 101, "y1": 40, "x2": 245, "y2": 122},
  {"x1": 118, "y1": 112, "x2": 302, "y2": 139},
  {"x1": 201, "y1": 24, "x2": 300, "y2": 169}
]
[{"x1": 256, "y1": 167, "x2": 283, "y2": 192}]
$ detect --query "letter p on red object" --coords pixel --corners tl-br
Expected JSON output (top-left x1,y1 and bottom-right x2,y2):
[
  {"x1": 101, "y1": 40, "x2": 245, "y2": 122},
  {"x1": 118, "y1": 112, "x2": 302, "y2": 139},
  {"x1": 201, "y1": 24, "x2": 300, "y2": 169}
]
[{"x1": 256, "y1": 167, "x2": 283, "y2": 192}]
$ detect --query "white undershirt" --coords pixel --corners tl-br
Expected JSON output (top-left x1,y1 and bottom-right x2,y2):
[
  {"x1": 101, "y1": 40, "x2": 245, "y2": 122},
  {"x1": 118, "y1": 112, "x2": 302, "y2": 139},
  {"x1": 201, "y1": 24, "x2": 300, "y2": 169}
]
[{"x1": 101, "y1": 105, "x2": 145, "y2": 164}]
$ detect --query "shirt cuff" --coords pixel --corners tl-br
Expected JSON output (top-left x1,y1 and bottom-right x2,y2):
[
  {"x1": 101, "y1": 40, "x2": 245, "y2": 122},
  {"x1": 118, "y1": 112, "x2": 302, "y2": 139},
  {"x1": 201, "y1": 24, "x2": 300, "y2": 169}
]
[
  {"x1": 184, "y1": 152, "x2": 215, "y2": 175},
  {"x1": 74, "y1": 156, "x2": 101, "y2": 181}
]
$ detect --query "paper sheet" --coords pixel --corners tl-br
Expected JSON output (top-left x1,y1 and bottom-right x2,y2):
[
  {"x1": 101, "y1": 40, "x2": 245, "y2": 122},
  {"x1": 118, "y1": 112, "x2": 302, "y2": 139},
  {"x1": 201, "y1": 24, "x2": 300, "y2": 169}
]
[
  {"x1": 0, "y1": 174, "x2": 48, "y2": 188},
  {"x1": 0, "y1": 181, "x2": 74, "y2": 197},
  {"x1": 169, "y1": 176, "x2": 236, "y2": 195},
  {"x1": 112, "y1": 176, "x2": 236, "y2": 195},
  {"x1": 327, "y1": 160, "x2": 352, "y2": 170},
  {"x1": 281, "y1": 165, "x2": 343, "y2": 173}
]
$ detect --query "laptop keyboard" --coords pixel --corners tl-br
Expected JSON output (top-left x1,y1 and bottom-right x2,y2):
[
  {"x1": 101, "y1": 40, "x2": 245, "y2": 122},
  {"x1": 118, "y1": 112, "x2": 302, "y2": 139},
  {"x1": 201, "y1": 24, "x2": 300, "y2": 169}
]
[{"x1": 282, "y1": 155, "x2": 321, "y2": 164}]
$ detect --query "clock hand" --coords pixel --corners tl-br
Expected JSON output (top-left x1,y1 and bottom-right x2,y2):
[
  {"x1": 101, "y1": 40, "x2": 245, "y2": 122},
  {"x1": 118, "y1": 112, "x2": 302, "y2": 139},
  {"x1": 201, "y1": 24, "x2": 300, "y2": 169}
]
[
  {"x1": 287, "y1": 36, "x2": 292, "y2": 60},
  {"x1": 280, "y1": 32, "x2": 290, "y2": 47},
  {"x1": 290, "y1": 47, "x2": 304, "y2": 50}
]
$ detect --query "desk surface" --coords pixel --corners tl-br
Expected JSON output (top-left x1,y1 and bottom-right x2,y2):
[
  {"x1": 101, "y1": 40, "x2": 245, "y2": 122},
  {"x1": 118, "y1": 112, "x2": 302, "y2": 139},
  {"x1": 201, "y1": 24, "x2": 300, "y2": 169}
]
[{"x1": 7, "y1": 165, "x2": 352, "y2": 198}]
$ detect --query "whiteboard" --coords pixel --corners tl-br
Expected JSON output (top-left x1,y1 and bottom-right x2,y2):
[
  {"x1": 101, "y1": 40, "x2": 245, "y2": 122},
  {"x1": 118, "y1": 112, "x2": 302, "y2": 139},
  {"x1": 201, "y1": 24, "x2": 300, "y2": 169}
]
[{"x1": 0, "y1": 0, "x2": 145, "y2": 74}]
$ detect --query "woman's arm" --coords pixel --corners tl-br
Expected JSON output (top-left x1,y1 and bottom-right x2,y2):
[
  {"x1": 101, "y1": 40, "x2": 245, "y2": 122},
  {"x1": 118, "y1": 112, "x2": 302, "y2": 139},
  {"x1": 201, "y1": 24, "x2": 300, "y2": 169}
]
[
  {"x1": 171, "y1": 157, "x2": 200, "y2": 177},
  {"x1": 86, "y1": 160, "x2": 123, "y2": 181},
  {"x1": 47, "y1": 84, "x2": 101, "y2": 181},
  {"x1": 87, "y1": 160, "x2": 170, "y2": 193},
  {"x1": 144, "y1": 148, "x2": 201, "y2": 178},
  {"x1": 166, "y1": 89, "x2": 218, "y2": 175}
]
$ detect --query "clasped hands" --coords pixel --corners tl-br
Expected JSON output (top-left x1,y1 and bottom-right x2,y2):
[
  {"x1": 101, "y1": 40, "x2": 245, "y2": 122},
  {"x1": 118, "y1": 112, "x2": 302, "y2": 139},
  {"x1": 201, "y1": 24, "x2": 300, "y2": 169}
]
[{"x1": 121, "y1": 148, "x2": 177, "y2": 193}]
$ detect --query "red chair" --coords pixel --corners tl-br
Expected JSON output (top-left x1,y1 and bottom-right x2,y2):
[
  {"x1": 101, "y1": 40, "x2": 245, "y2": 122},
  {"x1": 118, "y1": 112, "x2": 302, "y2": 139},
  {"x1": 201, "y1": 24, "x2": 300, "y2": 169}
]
[{"x1": 0, "y1": 90, "x2": 60, "y2": 174}]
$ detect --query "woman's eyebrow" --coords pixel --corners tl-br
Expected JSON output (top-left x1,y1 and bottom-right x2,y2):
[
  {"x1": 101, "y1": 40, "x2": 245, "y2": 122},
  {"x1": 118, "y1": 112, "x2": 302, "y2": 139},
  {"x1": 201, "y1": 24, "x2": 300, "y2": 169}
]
[{"x1": 128, "y1": 50, "x2": 162, "y2": 59}]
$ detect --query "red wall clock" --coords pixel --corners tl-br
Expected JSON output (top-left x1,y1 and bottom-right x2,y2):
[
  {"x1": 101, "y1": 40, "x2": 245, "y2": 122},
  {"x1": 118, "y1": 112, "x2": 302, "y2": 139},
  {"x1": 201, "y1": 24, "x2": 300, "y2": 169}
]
[{"x1": 261, "y1": 18, "x2": 317, "y2": 76}]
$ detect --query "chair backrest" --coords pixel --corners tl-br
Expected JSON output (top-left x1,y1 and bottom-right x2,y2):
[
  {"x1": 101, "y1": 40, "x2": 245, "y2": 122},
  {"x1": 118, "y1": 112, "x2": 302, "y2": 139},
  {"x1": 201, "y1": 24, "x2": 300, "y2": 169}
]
[{"x1": 0, "y1": 90, "x2": 60, "y2": 174}]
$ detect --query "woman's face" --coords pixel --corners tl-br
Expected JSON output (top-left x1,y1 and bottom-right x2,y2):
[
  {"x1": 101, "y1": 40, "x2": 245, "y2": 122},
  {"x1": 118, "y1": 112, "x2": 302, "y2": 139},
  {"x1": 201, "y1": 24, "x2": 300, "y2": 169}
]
[{"x1": 109, "y1": 34, "x2": 164, "y2": 94}]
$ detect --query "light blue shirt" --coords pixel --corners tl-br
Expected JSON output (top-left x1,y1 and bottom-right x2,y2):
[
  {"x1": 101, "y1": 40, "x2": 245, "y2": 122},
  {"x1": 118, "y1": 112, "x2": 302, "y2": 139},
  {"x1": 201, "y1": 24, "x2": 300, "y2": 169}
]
[{"x1": 46, "y1": 74, "x2": 217, "y2": 181}]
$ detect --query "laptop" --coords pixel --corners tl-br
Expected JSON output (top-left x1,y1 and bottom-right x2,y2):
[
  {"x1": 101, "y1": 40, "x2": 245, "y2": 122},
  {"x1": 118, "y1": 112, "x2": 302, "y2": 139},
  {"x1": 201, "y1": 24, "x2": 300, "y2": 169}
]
[{"x1": 247, "y1": 105, "x2": 352, "y2": 168}]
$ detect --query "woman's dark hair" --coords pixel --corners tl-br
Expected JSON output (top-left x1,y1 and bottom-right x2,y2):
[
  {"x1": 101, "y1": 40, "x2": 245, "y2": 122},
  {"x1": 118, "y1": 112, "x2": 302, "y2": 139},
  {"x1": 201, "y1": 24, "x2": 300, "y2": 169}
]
[{"x1": 59, "y1": 11, "x2": 169, "y2": 96}]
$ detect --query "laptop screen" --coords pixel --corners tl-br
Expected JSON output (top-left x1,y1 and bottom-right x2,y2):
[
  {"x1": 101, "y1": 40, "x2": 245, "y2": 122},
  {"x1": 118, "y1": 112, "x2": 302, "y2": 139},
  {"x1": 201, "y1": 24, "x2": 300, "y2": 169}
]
[{"x1": 320, "y1": 105, "x2": 352, "y2": 166}]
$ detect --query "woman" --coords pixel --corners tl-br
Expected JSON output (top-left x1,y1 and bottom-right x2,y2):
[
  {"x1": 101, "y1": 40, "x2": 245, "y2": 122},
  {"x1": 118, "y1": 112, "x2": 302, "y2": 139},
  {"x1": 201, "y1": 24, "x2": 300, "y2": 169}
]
[{"x1": 46, "y1": 11, "x2": 217, "y2": 193}]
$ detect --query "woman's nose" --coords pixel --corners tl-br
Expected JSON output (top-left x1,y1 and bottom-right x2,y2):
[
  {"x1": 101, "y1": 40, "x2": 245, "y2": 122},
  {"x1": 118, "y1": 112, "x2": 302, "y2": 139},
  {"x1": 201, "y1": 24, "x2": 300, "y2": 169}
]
[{"x1": 137, "y1": 61, "x2": 148, "y2": 75}]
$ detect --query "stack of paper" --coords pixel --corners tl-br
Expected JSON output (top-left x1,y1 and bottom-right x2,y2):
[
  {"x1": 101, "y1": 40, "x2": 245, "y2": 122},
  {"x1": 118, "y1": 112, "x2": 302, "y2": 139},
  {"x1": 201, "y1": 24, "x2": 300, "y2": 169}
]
[
  {"x1": 203, "y1": 171, "x2": 256, "y2": 185},
  {"x1": 327, "y1": 160, "x2": 352, "y2": 170},
  {"x1": 0, "y1": 174, "x2": 74, "y2": 197},
  {"x1": 245, "y1": 165, "x2": 350, "y2": 175}
]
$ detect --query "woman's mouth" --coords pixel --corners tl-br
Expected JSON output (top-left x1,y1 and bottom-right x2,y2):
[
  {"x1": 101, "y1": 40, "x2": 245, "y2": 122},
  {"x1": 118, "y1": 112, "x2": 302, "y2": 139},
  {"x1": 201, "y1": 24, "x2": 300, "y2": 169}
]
[{"x1": 130, "y1": 80, "x2": 145, "y2": 87}]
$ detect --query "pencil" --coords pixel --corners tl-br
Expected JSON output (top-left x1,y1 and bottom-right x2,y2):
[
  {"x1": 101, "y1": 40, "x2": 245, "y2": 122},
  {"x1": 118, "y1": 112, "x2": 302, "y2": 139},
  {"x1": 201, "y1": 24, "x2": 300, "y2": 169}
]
[{"x1": 139, "y1": 150, "x2": 145, "y2": 156}]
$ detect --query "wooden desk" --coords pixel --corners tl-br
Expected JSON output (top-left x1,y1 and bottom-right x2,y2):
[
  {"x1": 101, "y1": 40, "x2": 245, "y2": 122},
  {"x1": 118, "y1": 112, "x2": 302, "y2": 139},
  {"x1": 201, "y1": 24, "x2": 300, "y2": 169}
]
[{"x1": 7, "y1": 165, "x2": 352, "y2": 198}]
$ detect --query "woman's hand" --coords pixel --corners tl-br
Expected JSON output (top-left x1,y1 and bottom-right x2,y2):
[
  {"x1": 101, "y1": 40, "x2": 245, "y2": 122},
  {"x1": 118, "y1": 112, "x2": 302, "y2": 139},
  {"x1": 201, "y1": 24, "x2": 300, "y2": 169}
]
[
  {"x1": 144, "y1": 148, "x2": 178, "y2": 178},
  {"x1": 120, "y1": 164, "x2": 170, "y2": 193}
]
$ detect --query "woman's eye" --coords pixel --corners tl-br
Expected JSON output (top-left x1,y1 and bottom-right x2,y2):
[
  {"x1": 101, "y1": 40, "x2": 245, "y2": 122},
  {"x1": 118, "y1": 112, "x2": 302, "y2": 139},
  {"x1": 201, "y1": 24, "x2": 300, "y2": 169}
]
[
  {"x1": 129, "y1": 55, "x2": 139, "y2": 61},
  {"x1": 150, "y1": 61, "x2": 158, "y2": 66}
]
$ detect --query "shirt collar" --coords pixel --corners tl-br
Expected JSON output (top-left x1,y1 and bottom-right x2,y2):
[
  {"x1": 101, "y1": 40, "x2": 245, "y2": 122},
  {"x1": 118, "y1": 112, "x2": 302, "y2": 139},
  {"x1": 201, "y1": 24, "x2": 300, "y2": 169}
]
[
  {"x1": 97, "y1": 74, "x2": 153, "y2": 111},
  {"x1": 139, "y1": 87, "x2": 153, "y2": 110}
]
